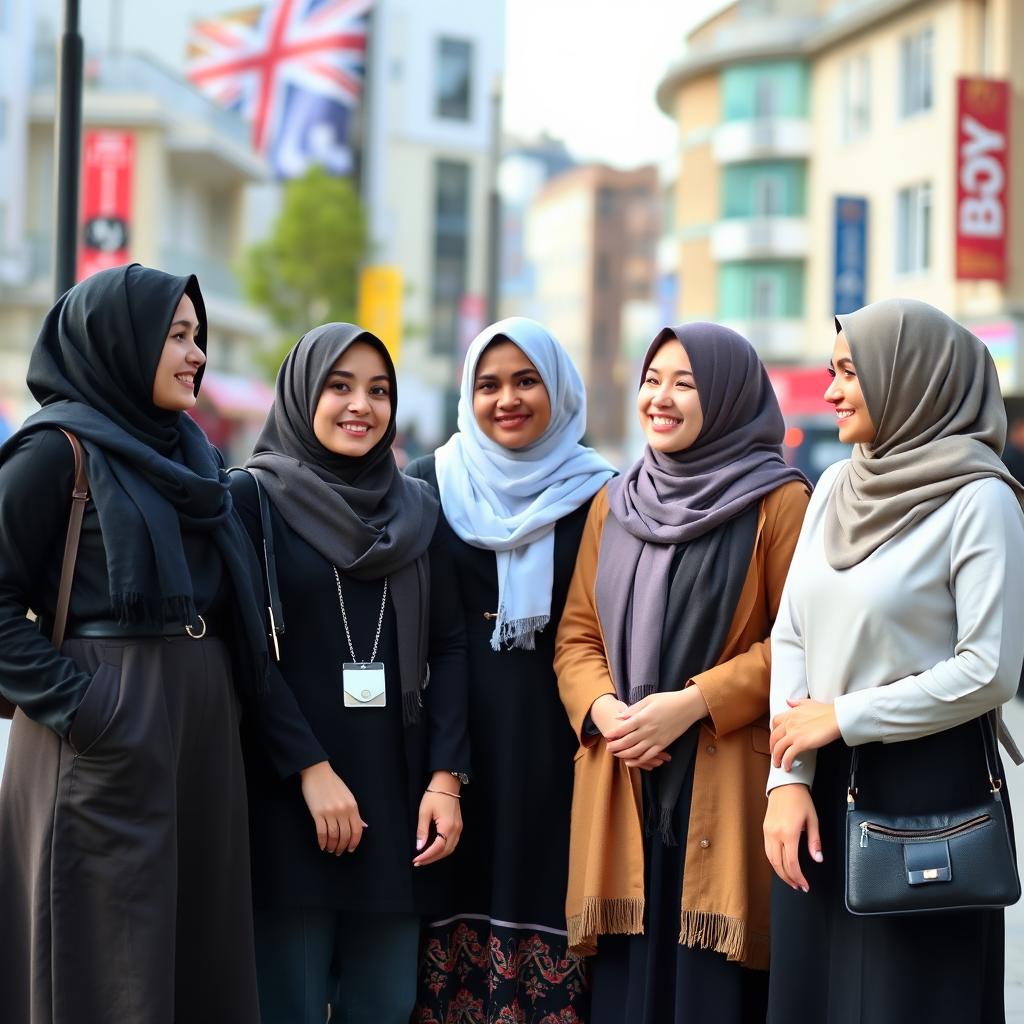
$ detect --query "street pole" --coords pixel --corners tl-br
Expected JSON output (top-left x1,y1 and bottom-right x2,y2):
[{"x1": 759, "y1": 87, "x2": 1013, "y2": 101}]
[
  {"x1": 53, "y1": 0, "x2": 84, "y2": 299},
  {"x1": 484, "y1": 75, "x2": 503, "y2": 325}
]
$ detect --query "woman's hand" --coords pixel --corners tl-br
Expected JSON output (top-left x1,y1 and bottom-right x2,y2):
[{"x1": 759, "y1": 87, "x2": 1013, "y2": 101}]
[
  {"x1": 604, "y1": 687, "x2": 709, "y2": 771},
  {"x1": 413, "y1": 771, "x2": 463, "y2": 867},
  {"x1": 589, "y1": 693, "x2": 629, "y2": 737},
  {"x1": 770, "y1": 698, "x2": 841, "y2": 771},
  {"x1": 299, "y1": 761, "x2": 367, "y2": 856},
  {"x1": 763, "y1": 783, "x2": 822, "y2": 892}
]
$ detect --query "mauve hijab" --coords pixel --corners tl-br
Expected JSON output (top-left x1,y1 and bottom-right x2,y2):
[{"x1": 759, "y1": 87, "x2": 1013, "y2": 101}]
[
  {"x1": 597, "y1": 322, "x2": 807, "y2": 705},
  {"x1": 826, "y1": 298, "x2": 1024, "y2": 569}
]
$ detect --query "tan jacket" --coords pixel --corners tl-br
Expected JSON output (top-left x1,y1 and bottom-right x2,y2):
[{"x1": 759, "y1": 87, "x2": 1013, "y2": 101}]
[{"x1": 554, "y1": 481, "x2": 809, "y2": 969}]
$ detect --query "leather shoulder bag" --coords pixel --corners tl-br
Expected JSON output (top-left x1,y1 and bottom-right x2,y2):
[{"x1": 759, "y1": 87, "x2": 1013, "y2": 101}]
[
  {"x1": 845, "y1": 711, "x2": 1021, "y2": 916},
  {"x1": 0, "y1": 429, "x2": 89, "y2": 719}
]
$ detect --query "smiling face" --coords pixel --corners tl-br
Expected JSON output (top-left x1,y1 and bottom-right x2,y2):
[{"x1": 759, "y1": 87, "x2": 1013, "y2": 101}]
[
  {"x1": 151, "y1": 293, "x2": 205, "y2": 411},
  {"x1": 312, "y1": 341, "x2": 392, "y2": 456},
  {"x1": 637, "y1": 337, "x2": 704, "y2": 453},
  {"x1": 825, "y1": 330, "x2": 876, "y2": 444},
  {"x1": 472, "y1": 339, "x2": 552, "y2": 449}
]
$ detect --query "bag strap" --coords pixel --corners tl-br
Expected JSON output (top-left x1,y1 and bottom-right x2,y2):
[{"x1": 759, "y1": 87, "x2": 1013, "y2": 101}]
[
  {"x1": 52, "y1": 429, "x2": 89, "y2": 649},
  {"x1": 229, "y1": 468, "x2": 285, "y2": 661},
  {"x1": 847, "y1": 710, "x2": 1005, "y2": 808}
]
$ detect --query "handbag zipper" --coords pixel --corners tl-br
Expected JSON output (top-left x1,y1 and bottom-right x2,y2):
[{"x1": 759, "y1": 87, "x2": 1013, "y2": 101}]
[{"x1": 859, "y1": 814, "x2": 991, "y2": 848}]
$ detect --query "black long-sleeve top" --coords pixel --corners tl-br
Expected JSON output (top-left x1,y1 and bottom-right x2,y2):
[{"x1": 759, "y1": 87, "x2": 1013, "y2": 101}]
[
  {"x1": 230, "y1": 470, "x2": 470, "y2": 913},
  {"x1": 0, "y1": 429, "x2": 228, "y2": 737}
]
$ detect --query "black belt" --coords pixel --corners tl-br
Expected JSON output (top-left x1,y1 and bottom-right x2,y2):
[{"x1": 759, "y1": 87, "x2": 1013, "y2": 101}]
[{"x1": 68, "y1": 614, "x2": 215, "y2": 640}]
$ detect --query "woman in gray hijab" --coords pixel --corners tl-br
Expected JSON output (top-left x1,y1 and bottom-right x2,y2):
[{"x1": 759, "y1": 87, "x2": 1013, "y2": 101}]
[
  {"x1": 229, "y1": 323, "x2": 470, "y2": 1024},
  {"x1": 765, "y1": 299, "x2": 1024, "y2": 1022}
]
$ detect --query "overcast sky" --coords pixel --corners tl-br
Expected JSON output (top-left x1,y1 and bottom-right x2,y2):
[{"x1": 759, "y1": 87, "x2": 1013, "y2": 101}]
[{"x1": 36, "y1": 0, "x2": 727, "y2": 167}]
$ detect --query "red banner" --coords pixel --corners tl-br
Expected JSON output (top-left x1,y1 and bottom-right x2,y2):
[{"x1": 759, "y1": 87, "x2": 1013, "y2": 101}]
[
  {"x1": 78, "y1": 130, "x2": 134, "y2": 282},
  {"x1": 956, "y1": 78, "x2": 1009, "y2": 281}
]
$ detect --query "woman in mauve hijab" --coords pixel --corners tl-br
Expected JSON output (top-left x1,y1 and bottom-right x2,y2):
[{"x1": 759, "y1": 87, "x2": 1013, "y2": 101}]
[
  {"x1": 555, "y1": 322, "x2": 809, "y2": 1023},
  {"x1": 765, "y1": 299, "x2": 1024, "y2": 1022},
  {"x1": 0, "y1": 264, "x2": 269, "y2": 1023},
  {"x1": 230, "y1": 323, "x2": 469, "y2": 1024}
]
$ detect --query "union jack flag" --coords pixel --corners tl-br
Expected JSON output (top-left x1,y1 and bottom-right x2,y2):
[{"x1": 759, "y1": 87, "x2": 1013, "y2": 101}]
[{"x1": 186, "y1": 0, "x2": 372, "y2": 179}]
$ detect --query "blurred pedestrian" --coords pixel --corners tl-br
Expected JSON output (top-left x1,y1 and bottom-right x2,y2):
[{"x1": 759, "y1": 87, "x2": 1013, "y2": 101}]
[
  {"x1": 555, "y1": 324, "x2": 809, "y2": 1023},
  {"x1": 408, "y1": 317, "x2": 613, "y2": 1023},
  {"x1": 764, "y1": 299, "x2": 1024, "y2": 1023},
  {"x1": 0, "y1": 264, "x2": 269, "y2": 1023},
  {"x1": 1002, "y1": 400, "x2": 1024, "y2": 486},
  {"x1": 232, "y1": 323, "x2": 469, "y2": 1024}
]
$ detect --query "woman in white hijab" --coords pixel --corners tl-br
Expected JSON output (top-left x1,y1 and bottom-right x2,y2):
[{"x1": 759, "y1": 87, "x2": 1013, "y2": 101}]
[{"x1": 409, "y1": 317, "x2": 613, "y2": 1023}]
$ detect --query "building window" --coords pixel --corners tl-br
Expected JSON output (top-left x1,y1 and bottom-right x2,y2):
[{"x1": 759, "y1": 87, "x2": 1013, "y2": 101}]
[
  {"x1": 752, "y1": 274, "x2": 779, "y2": 318},
  {"x1": 436, "y1": 38, "x2": 472, "y2": 121},
  {"x1": 840, "y1": 53, "x2": 871, "y2": 142},
  {"x1": 597, "y1": 188, "x2": 616, "y2": 219},
  {"x1": 754, "y1": 76, "x2": 778, "y2": 118},
  {"x1": 895, "y1": 183, "x2": 931, "y2": 274},
  {"x1": 431, "y1": 160, "x2": 471, "y2": 354},
  {"x1": 899, "y1": 27, "x2": 933, "y2": 118},
  {"x1": 753, "y1": 176, "x2": 782, "y2": 217}
]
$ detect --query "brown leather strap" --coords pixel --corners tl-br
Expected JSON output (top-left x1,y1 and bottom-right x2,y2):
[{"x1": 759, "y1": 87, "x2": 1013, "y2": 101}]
[{"x1": 51, "y1": 429, "x2": 89, "y2": 649}]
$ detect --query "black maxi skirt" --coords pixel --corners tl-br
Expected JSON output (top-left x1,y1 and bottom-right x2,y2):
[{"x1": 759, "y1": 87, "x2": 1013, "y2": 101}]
[
  {"x1": 768, "y1": 719, "x2": 1010, "y2": 1024},
  {"x1": 591, "y1": 750, "x2": 769, "y2": 1024},
  {"x1": 0, "y1": 635, "x2": 259, "y2": 1024}
]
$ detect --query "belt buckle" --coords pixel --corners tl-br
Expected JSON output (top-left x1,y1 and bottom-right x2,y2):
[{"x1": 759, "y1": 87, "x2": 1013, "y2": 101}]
[{"x1": 185, "y1": 614, "x2": 207, "y2": 640}]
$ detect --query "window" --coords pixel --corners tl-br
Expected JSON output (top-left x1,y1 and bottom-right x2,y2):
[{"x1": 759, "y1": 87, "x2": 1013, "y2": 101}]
[
  {"x1": 840, "y1": 53, "x2": 871, "y2": 142},
  {"x1": 436, "y1": 38, "x2": 472, "y2": 121},
  {"x1": 752, "y1": 274, "x2": 779, "y2": 318},
  {"x1": 899, "y1": 27, "x2": 933, "y2": 118},
  {"x1": 431, "y1": 160, "x2": 471, "y2": 354},
  {"x1": 753, "y1": 176, "x2": 782, "y2": 217},
  {"x1": 754, "y1": 76, "x2": 778, "y2": 118},
  {"x1": 597, "y1": 188, "x2": 616, "y2": 219},
  {"x1": 895, "y1": 183, "x2": 932, "y2": 274}
]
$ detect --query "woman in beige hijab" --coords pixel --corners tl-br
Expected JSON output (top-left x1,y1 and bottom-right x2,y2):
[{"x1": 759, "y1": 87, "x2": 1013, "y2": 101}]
[{"x1": 763, "y1": 298, "x2": 1024, "y2": 1023}]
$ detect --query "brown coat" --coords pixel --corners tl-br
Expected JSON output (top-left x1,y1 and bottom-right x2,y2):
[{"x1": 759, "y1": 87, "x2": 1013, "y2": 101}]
[{"x1": 554, "y1": 480, "x2": 809, "y2": 969}]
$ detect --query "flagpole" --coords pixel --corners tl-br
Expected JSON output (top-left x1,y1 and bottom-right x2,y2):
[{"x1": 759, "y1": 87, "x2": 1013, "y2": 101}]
[
  {"x1": 484, "y1": 73, "x2": 503, "y2": 324},
  {"x1": 53, "y1": 0, "x2": 84, "y2": 298}
]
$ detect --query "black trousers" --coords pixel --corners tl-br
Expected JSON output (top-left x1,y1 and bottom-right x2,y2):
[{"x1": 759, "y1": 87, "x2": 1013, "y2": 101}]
[
  {"x1": 0, "y1": 636, "x2": 259, "y2": 1024},
  {"x1": 768, "y1": 722, "x2": 1008, "y2": 1024}
]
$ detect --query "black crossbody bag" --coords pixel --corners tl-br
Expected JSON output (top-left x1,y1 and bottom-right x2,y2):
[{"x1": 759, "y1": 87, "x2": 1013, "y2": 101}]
[
  {"x1": 229, "y1": 468, "x2": 285, "y2": 662},
  {"x1": 845, "y1": 711, "x2": 1020, "y2": 916}
]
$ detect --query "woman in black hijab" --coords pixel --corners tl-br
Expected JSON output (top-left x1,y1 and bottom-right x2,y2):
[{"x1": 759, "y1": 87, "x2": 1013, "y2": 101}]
[
  {"x1": 230, "y1": 323, "x2": 469, "y2": 1024},
  {"x1": 0, "y1": 264, "x2": 268, "y2": 1023}
]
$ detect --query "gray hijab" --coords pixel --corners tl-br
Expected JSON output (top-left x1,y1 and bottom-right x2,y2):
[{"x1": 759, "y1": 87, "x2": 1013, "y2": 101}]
[
  {"x1": 825, "y1": 299, "x2": 1024, "y2": 570},
  {"x1": 246, "y1": 322, "x2": 439, "y2": 722}
]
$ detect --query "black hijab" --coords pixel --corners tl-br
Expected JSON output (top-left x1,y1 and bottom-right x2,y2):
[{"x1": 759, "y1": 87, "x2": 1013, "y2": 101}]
[
  {"x1": 5, "y1": 263, "x2": 268, "y2": 689},
  {"x1": 246, "y1": 322, "x2": 439, "y2": 723}
]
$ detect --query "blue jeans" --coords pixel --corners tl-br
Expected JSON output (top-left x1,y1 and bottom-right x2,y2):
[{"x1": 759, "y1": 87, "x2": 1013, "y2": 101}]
[{"x1": 254, "y1": 908, "x2": 420, "y2": 1024}]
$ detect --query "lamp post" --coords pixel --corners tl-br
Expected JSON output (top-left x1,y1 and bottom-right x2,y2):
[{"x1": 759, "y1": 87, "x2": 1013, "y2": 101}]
[{"x1": 53, "y1": 0, "x2": 84, "y2": 299}]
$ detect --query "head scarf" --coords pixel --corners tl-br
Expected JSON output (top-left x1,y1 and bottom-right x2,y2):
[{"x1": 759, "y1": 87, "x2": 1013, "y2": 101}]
[
  {"x1": 597, "y1": 322, "x2": 808, "y2": 706},
  {"x1": 246, "y1": 323, "x2": 439, "y2": 722},
  {"x1": 434, "y1": 317, "x2": 614, "y2": 650},
  {"x1": 825, "y1": 298, "x2": 1024, "y2": 569},
  {"x1": 3, "y1": 263, "x2": 268, "y2": 688}
]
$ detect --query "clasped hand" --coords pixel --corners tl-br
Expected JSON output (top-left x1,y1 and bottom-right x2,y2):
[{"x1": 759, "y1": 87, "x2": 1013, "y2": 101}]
[
  {"x1": 591, "y1": 688, "x2": 708, "y2": 770},
  {"x1": 769, "y1": 698, "x2": 840, "y2": 771}
]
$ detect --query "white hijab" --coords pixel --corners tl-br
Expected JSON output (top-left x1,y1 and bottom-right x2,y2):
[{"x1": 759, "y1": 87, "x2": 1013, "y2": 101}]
[{"x1": 435, "y1": 317, "x2": 615, "y2": 650}]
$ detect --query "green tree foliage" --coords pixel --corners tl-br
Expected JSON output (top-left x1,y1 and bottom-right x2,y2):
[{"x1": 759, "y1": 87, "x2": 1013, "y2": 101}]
[{"x1": 241, "y1": 166, "x2": 368, "y2": 372}]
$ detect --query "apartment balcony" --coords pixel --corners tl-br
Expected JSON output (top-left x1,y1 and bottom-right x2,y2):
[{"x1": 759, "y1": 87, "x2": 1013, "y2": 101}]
[
  {"x1": 721, "y1": 319, "x2": 807, "y2": 361},
  {"x1": 713, "y1": 118, "x2": 810, "y2": 164},
  {"x1": 711, "y1": 217, "x2": 808, "y2": 261}
]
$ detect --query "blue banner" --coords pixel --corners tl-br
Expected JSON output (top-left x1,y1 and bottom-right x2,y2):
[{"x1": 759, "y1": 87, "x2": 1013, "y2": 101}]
[{"x1": 834, "y1": 196, "x2": 867, "y2": 315}]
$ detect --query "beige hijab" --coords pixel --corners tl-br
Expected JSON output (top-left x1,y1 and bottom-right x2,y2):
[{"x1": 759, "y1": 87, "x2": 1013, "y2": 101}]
[{"x1": 825, "y1": 298, "x2": 1024, "y2": 570}]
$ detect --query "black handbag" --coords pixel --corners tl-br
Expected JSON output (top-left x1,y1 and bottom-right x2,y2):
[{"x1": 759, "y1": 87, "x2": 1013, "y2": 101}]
[{"x1": 845, "y1": 712, "x2": 1020, "y2": 916}]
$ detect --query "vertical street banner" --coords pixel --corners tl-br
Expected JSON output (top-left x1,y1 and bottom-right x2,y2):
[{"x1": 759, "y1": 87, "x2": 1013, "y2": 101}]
[
  {"x1": 78, "y1": 130, "x2": 134, "y2": 282},
  {"x1": 956, "y1": 78, "x2": 1010, "y2": 281},
  {"x1": 357, "y1": 265, "x2": 403, "y2": 365},
  {"x1": 186, "y1": 0, "x2": 372, "y2": 180},
  {"x1": 833, "y1": 196, "x2": 867, "y2": 315}
]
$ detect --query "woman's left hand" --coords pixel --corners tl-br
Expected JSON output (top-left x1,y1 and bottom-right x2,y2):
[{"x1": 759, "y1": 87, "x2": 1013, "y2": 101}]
[
  {"x1": 413, "y1": 771, "x2": 463, "y2": 867},
  {"x1": 604, "y1": 688, "x2": 709, "y2": 770},
  {"x1": 770, "y1": 699, "x2": 841, "y2": 771}
]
